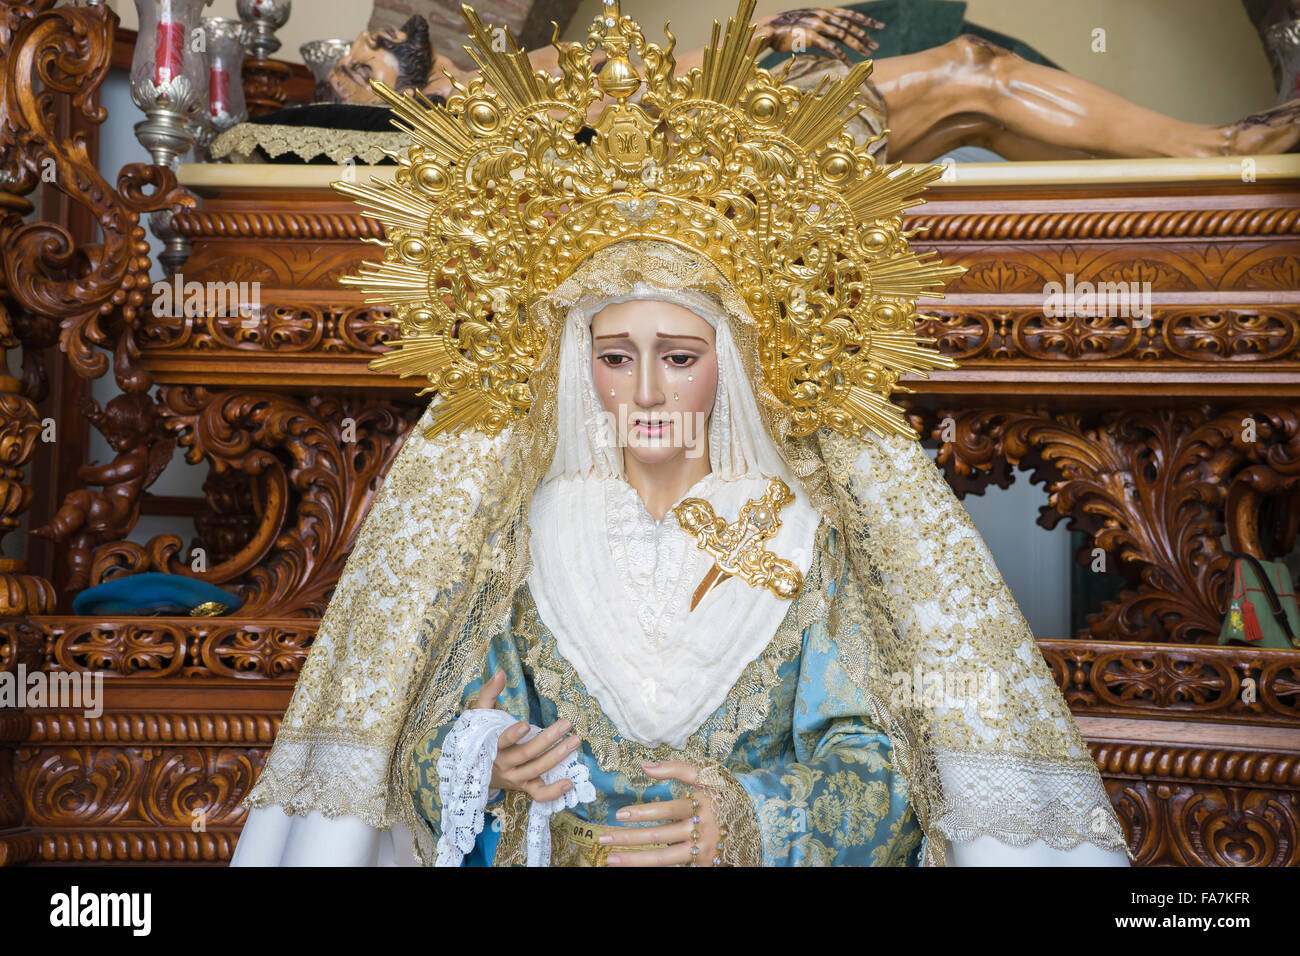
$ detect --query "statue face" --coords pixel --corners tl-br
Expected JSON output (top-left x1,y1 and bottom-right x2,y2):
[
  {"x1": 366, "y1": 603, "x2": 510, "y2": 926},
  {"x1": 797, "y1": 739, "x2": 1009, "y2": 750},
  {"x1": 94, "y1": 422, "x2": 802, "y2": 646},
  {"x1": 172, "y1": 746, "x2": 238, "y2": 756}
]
[
  {"x1": 324, "y1": 16, "x2": 440, "y2": 105},
  {"x1": 325, "y1": 31, "x2": 401, "y2": 105},
  {"x1": 590, "y1": 299, "x2": 718, "y2": 469}
]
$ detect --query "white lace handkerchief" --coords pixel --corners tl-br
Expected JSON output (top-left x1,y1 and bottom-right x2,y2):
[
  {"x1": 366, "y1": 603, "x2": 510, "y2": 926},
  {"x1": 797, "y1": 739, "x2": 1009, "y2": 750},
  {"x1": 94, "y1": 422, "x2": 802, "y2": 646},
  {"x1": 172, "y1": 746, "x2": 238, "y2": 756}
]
[{"x1": 435, "y1": 708, "x2": 595, "y2": 866}]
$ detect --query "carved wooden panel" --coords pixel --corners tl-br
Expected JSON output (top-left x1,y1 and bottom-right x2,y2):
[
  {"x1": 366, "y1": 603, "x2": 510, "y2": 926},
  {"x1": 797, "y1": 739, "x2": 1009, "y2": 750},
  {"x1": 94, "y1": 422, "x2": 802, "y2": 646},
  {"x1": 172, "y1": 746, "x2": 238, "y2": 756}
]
[
  {"x1": 149, "y1": 180, "x2": 1300, "y2": 385},
  {"x1": 931, "y1": 243, "x2": 1300, "y2": 295},
  {"x1": 902, "y1": 403, "x2": 1300, "y2": 645},
  {"x1": 6, "y1": 617, "x2": 315, "y2": 678},
  {"x1": 1040, "y1": 640, "x2": 1300, "y2": 725},
  {"x1": 1096, "y1": 743, "x2": 1300, "y2": 867},
  {"x1": 0, "y1": 680, "x2": 291, "y2": 864},
  {"x1": 3, "y1": 635, "x2": 1297, "y2": 864},
  {"x1": 921, "y1": 310, "x2": 1300, "y2": 366},
  {"x1": 5, "y1": 51, "x2": 1300, "y2": 864}
]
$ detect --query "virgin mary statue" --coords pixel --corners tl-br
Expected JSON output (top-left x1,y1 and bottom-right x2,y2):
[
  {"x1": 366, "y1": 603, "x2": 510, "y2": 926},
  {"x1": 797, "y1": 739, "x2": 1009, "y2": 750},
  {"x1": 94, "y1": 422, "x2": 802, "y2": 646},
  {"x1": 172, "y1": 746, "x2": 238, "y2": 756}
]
[{"x1": 230, "y1": 0, "x2": 1131, "y2": 867}]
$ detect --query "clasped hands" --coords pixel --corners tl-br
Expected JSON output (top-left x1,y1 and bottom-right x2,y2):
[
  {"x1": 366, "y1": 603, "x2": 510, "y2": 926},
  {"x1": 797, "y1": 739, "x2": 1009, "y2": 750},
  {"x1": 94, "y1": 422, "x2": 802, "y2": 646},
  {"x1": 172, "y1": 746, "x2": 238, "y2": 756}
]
[{"x1": 474, "y1": 669, "x2": 722, "y2": 866}]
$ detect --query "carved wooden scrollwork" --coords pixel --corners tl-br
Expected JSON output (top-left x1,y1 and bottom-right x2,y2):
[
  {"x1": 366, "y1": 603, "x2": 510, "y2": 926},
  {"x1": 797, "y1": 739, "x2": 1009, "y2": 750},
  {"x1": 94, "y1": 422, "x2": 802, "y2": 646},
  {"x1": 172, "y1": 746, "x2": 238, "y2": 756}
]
[
  {"x1": 920, "y1": 311, "x2": 1300, "y2": 364},
  {"x1": 141, "y1": 303, "x2": 395, "y2": 355},
  {"x1": 7, "y1": 615, "x2": 316, "y2": 678},
  {"x1": 0, "y1": 2, "x2": 194, "y2": 391},
  {"x1": 16, "y1": 744, "x2": 259, "y2": 828},
  {"x1": 915, "y1": 404, "x2": 1300, "y2": 643},
  {"x1": 934, "y1": 244, "x2": 1300, "y2": 296},
  {"x1": 1095, "y1": 747, "x2": 1300, "y2": 866},
  {"x1": 81, "y1": 387, "x2": 420, "y2": 617},
  {"x1": 194, "y1": 467, "x2": 261, "y2": 565},
  {"x1": 1040, "y1": 639, "x2": 1300, "y2": 723},
  {"x1": 0, "y1": 389, "x2": 54, "y2": 614}
]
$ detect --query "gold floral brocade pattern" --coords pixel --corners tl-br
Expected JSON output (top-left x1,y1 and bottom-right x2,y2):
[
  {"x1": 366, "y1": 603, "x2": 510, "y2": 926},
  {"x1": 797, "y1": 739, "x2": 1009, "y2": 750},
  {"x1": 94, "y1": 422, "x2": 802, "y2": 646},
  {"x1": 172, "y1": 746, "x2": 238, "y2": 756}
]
[{"x1": 817, "y1": 428, "x2": 1130, "y2": 861}]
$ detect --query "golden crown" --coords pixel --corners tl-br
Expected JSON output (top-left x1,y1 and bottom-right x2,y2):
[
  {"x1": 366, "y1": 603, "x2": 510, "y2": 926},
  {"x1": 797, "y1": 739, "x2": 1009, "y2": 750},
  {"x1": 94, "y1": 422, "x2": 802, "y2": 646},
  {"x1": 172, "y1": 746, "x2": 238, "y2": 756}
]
[{"x1": 337, "y1": 0, "x2": 961, "y2": 440}]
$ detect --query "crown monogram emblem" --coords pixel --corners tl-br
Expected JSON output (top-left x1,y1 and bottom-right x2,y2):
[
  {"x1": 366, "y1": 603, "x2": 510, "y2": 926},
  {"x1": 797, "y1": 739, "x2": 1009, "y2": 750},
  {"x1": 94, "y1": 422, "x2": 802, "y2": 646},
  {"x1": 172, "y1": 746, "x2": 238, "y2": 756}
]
[
  {"x1": 673, "y1": 477, "x2": 803, "y2": 610},
  {"x1": 337, "y1": 0, "x2": 962, "y2": 441}
]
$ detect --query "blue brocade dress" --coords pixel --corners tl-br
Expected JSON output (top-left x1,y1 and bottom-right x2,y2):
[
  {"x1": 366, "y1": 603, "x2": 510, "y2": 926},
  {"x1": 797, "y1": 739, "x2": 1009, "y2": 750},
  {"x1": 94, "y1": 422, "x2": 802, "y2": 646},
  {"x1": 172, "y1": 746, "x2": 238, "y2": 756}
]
[{"x1": 407, "y1": 522, "x2": 924, "y2": 866}]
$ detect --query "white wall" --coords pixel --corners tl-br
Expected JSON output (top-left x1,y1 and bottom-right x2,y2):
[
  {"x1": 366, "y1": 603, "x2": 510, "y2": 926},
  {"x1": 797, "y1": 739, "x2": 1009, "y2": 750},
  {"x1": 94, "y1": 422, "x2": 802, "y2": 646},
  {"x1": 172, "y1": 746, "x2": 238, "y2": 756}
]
[{"x1": 105, "y1": 0, "x2": 370, "y2": 62}]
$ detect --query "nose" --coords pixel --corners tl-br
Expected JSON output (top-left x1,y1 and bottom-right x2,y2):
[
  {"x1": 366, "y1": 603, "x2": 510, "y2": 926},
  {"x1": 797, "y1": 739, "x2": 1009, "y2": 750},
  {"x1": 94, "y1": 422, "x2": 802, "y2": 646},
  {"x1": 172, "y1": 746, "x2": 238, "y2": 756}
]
[{"x1": 634, "y1": 358, "x2": 665, "y2": 409}]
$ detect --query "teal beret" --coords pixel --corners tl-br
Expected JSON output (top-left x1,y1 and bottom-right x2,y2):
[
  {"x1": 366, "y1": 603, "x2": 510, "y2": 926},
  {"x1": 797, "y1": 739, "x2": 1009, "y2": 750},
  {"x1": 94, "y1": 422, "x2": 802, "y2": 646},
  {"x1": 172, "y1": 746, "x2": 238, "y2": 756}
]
[{"x1": 72, "y1": 572, "x2": 244, "y2": 616}]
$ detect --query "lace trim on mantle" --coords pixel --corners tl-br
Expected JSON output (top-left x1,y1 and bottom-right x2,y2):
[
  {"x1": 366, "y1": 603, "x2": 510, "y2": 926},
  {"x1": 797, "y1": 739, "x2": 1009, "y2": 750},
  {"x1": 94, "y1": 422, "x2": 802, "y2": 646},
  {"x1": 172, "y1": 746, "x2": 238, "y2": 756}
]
[
  {"x1": 242, "y1": 732, "x2": 394, "y2": 828},
  {"x1": 932, "y1": 748, "x2": 1130, "y2": 854},
  {"x1": 695, "y1": 762, "x2": 765, "y2": 866}
]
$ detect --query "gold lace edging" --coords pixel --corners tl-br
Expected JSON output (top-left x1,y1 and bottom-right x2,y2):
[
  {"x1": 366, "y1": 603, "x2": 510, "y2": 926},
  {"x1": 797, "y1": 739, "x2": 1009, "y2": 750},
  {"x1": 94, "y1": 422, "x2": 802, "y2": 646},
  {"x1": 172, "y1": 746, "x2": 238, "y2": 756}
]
[
  {"x1": 695, "y1": 762, "x2": 764, "y2": 866},
  {"x1": 209, "y1": 122, "x2": 408, "y2": 164},
  {"x1": 243, "y1": 732, "x2": 396, "y2": 829}
]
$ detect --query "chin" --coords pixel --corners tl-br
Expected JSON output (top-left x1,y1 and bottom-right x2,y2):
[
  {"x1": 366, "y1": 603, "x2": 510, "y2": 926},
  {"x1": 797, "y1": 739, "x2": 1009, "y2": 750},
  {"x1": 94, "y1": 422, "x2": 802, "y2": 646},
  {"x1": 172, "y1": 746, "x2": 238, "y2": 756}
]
[
  {"x1": 623, "y1": 443, "x2": 686, "y2": 468},
  {"x1": 624, "y1": 442, "x2": 707, "y2": 470}
]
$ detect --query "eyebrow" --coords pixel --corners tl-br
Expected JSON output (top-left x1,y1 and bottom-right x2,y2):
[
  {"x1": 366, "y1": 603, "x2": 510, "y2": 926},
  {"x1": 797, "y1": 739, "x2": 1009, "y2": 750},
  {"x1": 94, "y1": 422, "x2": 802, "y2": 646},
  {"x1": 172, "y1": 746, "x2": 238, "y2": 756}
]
[{"x1": 593, "y1": 332, "x2": 711, "y2": 344}]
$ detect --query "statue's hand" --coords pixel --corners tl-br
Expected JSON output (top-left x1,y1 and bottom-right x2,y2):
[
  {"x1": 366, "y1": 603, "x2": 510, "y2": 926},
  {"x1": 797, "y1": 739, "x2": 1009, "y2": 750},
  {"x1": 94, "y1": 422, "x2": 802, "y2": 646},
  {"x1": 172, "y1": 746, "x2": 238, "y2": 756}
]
[
  {"x1": 753, "y1": 7, "x2": 884, "y2": 62},
  {"x1": 473, "y1": 668, "x2": 580, "y2": 802},
  {"x1": 600, "y1": 760, "x2": 722, "y2": 867}
]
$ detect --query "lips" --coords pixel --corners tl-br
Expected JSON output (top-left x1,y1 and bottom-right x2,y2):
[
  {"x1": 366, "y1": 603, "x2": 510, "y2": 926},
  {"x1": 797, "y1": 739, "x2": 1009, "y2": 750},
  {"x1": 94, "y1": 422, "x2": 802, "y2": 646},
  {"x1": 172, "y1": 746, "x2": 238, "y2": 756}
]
[{"x1": 631, "y1": 416, "x2": 672, "y2": 435}]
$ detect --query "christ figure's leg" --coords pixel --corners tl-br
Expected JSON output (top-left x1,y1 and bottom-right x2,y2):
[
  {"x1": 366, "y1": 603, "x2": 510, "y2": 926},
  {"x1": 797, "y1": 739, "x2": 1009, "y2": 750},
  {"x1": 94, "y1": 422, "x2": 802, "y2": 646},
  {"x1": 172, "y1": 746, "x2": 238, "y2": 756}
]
[{"x1": 868, "y1": 35, "x2": 1300, "y2": 162}]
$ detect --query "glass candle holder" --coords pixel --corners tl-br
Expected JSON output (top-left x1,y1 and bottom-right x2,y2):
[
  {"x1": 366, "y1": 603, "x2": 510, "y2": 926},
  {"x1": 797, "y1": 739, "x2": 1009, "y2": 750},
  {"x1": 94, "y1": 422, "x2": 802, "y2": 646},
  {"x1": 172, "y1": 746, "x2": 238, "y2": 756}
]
[
  {"x1": 130, "y1": 0, "x2": 211, "y2": 121},
  {"x1": 300, "y1": 38, "x2": 351, "y2": 101},
  {"x1": 236, "y1": 0, "x2": 292, "y2": 60},
  {"x1": 202, "y1": 17, "x2": 250, "y2": 132},
  {"x1": 131, "y1": 0, "x2": 215, "y2": 271}
]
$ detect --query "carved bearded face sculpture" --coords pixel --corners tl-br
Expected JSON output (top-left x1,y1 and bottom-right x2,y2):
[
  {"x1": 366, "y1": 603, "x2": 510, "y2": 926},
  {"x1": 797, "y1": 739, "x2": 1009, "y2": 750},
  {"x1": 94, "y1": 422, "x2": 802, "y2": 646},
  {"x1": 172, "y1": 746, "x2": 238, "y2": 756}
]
[
  {"x1": 325, "y1": 14, "x2": 442, "y2": 104},
  {"x1": 589, "y1": 299, "x2": 719, "y2": 470}
]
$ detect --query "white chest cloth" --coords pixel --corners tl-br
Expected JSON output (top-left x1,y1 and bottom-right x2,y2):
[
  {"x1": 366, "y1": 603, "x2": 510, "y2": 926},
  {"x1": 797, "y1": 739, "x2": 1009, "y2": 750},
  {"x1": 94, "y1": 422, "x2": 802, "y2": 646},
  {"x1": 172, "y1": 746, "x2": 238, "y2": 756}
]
[{"x1": 526, "y1": 471, "x2": 821, "y2": 750}]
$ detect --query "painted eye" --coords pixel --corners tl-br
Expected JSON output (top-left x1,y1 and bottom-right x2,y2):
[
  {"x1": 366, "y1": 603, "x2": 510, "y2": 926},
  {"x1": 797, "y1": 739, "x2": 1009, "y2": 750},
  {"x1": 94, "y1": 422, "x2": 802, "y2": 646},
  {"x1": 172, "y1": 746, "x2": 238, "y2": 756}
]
[
  {"x1": 666, "y1": 354, "x2": 696, "y2": 368},
  {"x1": 600, "y1": 354, "x2": 630, "y2": 368}
]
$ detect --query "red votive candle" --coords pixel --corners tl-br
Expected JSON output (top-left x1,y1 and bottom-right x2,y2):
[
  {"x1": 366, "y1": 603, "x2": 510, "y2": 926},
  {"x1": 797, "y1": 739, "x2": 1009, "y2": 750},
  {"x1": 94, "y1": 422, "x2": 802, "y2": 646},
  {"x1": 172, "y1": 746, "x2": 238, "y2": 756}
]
[
  {"x1": 154, "y1": 19, "x2": 185, "y2": 85},
  {"x1": 209, "y1": 65, "x2": 230, "y2": 115}
]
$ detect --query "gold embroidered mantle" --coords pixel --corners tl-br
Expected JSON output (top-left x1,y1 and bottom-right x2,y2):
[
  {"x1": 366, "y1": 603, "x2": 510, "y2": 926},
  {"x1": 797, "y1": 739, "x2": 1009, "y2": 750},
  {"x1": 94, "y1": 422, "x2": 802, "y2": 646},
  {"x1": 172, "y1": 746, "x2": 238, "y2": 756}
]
[{"x1": 244, "y1": 238, "x2": 1129, "y2": 866}]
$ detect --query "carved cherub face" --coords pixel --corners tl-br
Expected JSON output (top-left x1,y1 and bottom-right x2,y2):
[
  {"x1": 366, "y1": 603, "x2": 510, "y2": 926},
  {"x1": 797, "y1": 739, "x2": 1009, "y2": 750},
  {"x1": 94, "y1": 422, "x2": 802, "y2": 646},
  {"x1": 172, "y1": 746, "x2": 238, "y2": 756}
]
[
  {"x1": 590, "y1": 299, "x2": 718, "y2": 469},
  {"x1": 102, "y1": 396, "x2": 154, "y2": 451}
]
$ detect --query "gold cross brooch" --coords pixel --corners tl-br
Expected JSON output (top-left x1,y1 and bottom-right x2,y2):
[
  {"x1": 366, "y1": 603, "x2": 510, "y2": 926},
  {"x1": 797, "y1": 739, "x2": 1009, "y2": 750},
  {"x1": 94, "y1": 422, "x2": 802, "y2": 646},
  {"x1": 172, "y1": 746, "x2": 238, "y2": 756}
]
[{"x1": 672, "y1": 477, "x2": 804, "y2": 611}]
